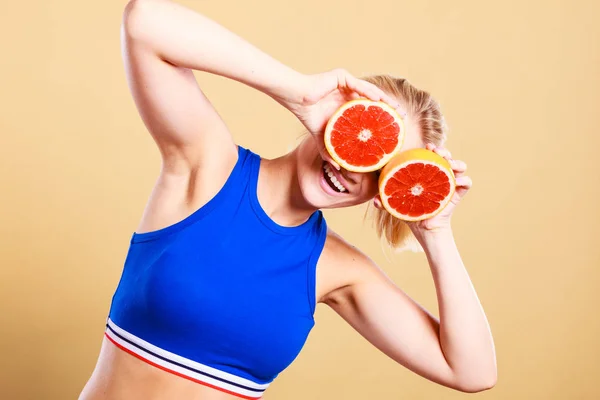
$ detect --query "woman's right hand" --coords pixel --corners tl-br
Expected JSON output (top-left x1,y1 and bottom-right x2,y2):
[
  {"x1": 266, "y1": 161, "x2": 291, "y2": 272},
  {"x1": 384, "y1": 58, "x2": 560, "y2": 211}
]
[{"x1": 281, "y1": 69, "x2": 402, "y2": 169}]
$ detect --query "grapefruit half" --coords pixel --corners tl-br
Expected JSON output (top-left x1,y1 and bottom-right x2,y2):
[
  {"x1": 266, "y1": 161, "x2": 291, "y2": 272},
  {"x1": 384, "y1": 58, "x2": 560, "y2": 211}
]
[
  {"x1": 378, "y1": 148, "x2": 456, "y2": 221},
  {"x1": 324, "y1": 99, "x2": 405, "y2": 172}
]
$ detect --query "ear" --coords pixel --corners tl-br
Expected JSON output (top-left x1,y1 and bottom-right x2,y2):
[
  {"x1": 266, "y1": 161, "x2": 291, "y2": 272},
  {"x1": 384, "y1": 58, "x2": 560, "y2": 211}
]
[{"x1": 373, "y1": 194, "x2": 384, "y2": 210}]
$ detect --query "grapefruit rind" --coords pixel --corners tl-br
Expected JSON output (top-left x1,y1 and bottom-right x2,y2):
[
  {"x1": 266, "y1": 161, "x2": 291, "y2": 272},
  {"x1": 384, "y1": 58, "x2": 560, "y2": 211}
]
[
  {"x1": 378, "y1": 148, "x2": 456, "y2": 222},
  {"x1": 324, "y1": 99, "x2": 405, "y2": 173}
]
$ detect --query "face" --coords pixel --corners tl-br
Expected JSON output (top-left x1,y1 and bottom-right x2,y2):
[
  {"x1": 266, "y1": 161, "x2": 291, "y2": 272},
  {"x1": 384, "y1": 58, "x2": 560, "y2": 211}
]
[{"x1": 295, "y1": 114, "x2": 424, "y2": 210}]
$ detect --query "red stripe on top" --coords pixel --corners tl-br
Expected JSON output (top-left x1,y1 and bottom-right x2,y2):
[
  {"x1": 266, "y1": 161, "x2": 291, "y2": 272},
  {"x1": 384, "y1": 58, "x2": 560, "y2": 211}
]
[{"x1": 104, "y1": 332, "x2": 263, "y2": 400}]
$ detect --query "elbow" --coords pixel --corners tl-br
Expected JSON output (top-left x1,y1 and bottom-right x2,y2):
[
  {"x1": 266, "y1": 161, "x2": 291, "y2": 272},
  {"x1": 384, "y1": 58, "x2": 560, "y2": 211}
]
[
  {"x1": 454, "y1": 371, "x2": 497, "y2": 393},
  {"x1": 122, "y1": 0, "x2": 158, "y2": 42}
]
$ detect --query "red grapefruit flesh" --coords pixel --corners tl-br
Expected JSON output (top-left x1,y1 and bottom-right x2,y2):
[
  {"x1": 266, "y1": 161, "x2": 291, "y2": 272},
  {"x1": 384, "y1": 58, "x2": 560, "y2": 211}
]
[
  {"x1": 324, "y1": 99, "x2": 405, "y2": 172},
  {"x1": 378, "y1": 148, "x2": 455, "y2": 221}
]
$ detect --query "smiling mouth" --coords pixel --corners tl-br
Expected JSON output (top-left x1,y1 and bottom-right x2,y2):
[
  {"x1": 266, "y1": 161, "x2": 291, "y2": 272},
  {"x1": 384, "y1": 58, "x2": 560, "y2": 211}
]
[{"x1": 322, "y1": 162, "x2": 349, "y2": 193}]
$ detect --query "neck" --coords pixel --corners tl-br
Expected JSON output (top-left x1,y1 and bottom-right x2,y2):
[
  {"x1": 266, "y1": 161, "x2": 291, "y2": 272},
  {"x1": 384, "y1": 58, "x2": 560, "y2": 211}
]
[{"x1": 258, "y1": 148, "x2": 317, "y2": 227}]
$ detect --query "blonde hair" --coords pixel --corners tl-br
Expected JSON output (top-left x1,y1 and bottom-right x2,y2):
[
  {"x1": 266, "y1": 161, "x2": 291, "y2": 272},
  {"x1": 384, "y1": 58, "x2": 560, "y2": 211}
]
[{"x1": 361, "y1": 74, "x2": 448, "y2": 252}]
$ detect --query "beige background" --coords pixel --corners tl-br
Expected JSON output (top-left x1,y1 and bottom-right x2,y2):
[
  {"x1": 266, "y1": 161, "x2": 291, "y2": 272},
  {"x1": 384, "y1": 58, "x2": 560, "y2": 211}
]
[{"x1": 1, "y1": 0, "x2": 599, "y2": 399}]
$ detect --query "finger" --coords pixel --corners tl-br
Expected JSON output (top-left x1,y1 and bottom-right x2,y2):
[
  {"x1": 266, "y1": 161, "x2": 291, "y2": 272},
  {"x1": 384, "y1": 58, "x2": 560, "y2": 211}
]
[
  {"x1": 345, "y1": 77, "x2": 381, "y2": 101},
  {"x1": 432, "y1": 146, "x2": 452, "y2": 160},
  {"x1": 346, "y1": 91, "x2": 362, "y2": 101},
  {"x1": 426, "y1": 142, "x2": 436, "y2": 151},
  {"x1": 345, "y1": 75, "x2": 401, "y2": 109},
  {"x1": 350, "y1": 79, "x2": 401, "y2": 110},
  {"x1": 449, "y1": 159, "x2": 467, "y2": 173},
  {"x1": 454, "y1": 175, "x2": 472, "y2": 197},
  {"x1": 373, "y1": 88, "x2": 401, "y2": 109}
]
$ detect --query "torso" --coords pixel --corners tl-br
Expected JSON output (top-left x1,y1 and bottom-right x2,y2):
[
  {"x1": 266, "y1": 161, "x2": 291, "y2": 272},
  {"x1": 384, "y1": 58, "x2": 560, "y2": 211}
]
[{"x1": 80, "y1": 153, "x2": 353, "y2": 400}]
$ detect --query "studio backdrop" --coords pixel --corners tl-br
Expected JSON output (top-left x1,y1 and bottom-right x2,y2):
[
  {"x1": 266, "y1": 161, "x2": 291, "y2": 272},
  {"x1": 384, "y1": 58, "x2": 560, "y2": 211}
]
[{"x1": 0, "y1": 0, "x2": 598, "y2": 399}]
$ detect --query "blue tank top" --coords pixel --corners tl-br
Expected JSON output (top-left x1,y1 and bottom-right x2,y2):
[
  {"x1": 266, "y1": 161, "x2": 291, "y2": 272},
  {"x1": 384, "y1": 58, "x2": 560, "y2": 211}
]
[{"x1": 105, "y1": 145, "x2": 328, "y2": 399}]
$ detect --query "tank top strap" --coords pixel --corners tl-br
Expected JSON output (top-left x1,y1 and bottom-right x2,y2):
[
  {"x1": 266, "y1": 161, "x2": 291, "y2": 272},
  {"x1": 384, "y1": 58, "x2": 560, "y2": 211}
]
[{"x1": 306, "y1": 212, "x2": 327, "y2": 315}]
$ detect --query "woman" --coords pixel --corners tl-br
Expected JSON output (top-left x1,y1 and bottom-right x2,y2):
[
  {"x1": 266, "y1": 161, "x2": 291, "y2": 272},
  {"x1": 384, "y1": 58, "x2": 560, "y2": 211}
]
[{"x1": 80, "y1": 0, "x2": 497, "y2": 398}]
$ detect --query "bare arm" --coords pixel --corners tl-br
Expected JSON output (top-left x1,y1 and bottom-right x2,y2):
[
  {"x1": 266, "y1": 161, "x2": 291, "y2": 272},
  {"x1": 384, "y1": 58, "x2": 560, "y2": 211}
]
[
  {"x1": 122, "y1": 0, "x2": 305, "y2": 173},
  {"x1": 124, "y1": 0, "x2": 305, "y2": 104},
  {"x1": 322, "y1": 232, "x2": 497, "y2": 393},
  {"x1": 122, "y1": 0, "x2": 399, "y2": 173}
]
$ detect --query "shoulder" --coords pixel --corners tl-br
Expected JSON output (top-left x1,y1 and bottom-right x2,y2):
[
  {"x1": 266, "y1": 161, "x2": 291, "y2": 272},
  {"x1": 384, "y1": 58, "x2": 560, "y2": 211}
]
[
  {"x1": 134, "y1": 145, "x2": 251, "y2": 235},
  {"x1": 316, "y1": 227, "x2": 386, "y2": 306}
]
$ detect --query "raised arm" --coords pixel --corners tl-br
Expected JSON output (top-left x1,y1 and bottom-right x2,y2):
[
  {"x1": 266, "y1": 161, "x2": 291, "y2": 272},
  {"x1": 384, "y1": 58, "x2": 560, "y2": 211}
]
[
  {"x1": 121, "y1": 0, "x2": 399, "y2": 173},
  {"x1": 320, "y1": 231, "x2": 496, "y2": 393},
  {"x1": 121, "y1": 0, "x2": 306, "y2": 173},
  {"x1": 320, "y1": 147, "x2": 496, "y2": 393}
]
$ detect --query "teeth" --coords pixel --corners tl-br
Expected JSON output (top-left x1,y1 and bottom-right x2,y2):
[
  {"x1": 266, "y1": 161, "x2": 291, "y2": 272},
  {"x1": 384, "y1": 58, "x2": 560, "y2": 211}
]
[{"x1": 323, "y1": 164, "x2": 347, "y2": 192}]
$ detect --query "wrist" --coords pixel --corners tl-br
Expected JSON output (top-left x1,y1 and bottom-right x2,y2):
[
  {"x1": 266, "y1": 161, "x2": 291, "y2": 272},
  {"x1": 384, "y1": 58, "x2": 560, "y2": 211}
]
[
  {"x1": 414, "y1": 227, "x2": 458, "y2": 267},
  {"x1": 412, "y1": 225, "x2": 454, "y2": 244},
  {"x1": 266, "y1": 70, "x2": 308, "y2": 108}
]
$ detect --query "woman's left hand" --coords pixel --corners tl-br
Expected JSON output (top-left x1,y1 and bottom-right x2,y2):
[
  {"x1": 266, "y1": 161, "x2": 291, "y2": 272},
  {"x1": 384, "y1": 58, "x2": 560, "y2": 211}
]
[{"x1": 407, "y1": 143, "x2": 473, "y2": 234}]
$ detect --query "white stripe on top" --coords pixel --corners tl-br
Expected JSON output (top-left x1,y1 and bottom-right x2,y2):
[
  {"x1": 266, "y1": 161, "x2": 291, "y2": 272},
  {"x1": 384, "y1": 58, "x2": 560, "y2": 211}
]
[{"x1": 105, "y1": 318, "x2": 269, "y2": 399}]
